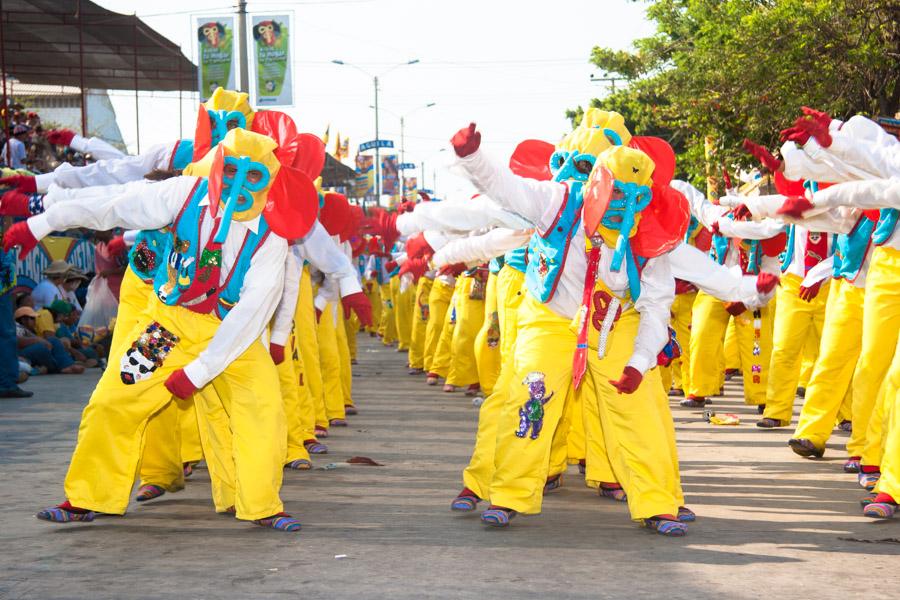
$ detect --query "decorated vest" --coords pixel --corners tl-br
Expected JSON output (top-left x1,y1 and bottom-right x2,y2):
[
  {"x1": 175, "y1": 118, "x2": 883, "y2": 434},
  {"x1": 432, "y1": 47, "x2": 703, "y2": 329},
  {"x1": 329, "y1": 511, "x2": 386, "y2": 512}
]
[
  {"x1": 779, "y1": 225, "x2": 835, "y2": 273},
  {"x1": 873, "y1": 208, "x2": 899, "y2": 246},
  {"x1": 127, "y1": 138, "x2": 198, "y2": 283},
  {"x1": 504, "y1": 246, "x2": 527, "y2": 273},
  {"x1": 833, "y1": 215, "x2": 876, "y2": 282},
  {"x1": 684, "y1": 215, "x2": 700, "y2": 244},
  {"x1": 152, "y1": 179, "x2": 270, "y2": 320},
  {"x1": 709, "y1": 234, "x2": 762, "y2": 275},
  {"x1": 488, "y1": 256, "x2": 503, "y2": 274},
  {"x1": 525, "y1": 185, "x2": 581, "y2": 303}
]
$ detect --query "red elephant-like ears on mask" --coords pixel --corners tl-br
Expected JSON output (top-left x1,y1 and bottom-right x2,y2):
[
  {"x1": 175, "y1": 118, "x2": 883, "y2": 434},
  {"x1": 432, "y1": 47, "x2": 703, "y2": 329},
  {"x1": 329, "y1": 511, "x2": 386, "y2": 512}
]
[
  {"x1": 773, "y1": 171, "x2": 806, "y2": 196},
  {"x1": 207, "y1": 144, "x2": 227, "y2": 219},
  {"x1": 509, "y1": 139, "x2": 554, "y2": 181},
  {"x1": 251, "y1": 110, "x2": 299, "y2": 165},
  {"x1": 265, "y1": 165, "x2": 319, "y2": 240},
  {"x1": 320, "y1": 192, "x2": 351, "y2": 236},
  {"x1": 628, "y1": 136, "x2": 675, "y2": 186},
  {"x1": 291, "y1": 133, "x2": 326, "y2": 180},
  {"x1": 193, "y1": 104, "x2": 213, "y2": 162},
  {"x1": 630, "y1": 183, "x2": 691, "y2": 259}
]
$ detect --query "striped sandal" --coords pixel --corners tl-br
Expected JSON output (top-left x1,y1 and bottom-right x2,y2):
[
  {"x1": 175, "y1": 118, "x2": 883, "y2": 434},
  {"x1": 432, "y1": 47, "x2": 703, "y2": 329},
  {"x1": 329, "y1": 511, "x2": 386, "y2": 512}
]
[
  {"x1": 788, "y1": 438, "x2": 824, "y2": 458},
  {"x1": 183, "y1": 462, "x2": 196, "y2": 477},
  {"x1": 36, "y1": 502, "x2": 95, "y2": 523},
  {"x1": 450, "y1": 489, "x2": 482, "y2": 512},
  {"x1": 425, "y1": 373, "x2": 440, "y2": 386},
  {"x1": 679, "y1": 396, "x2": 708, "y2": 409},
  {"x1": 253, "y1": 513, "x2": 302, "y2": 532},
  {"x1": 859, "y1": 493, "x2": 877, "y2": 507},
  {"x1": 843, "y1": 456, "x2": 861, "y2": 473},
  {"x1": 304, "y1": 440, "x2": 328, "y2": 454},
  {"x1": 677, "y1": 506, "x2": 696, "y2": 522},
  {"x1": 544, "y1": 474, "x2": 563, "y2": 493},
  {"x1": 577, "y1": 459, "x2": 586, "y2": 475},
  {"x1": 345, "y1": 405, "x2": 358, "y2": 416},
  {"x1": 858, "y1": 470, "x2": 881, "y2": 491},
  {"x1": 643, "y1": 515, "x2": 688, "y2": 537},
  {"x1": 862, "y1": 494, "x2": 897, "y2": 519},
  {"x1": 481, "y1": 506, "x2": 517, "y2": 528},
  {"x1": 135, "y1": 484, "x2": 166, "y2": 502},
  {"x1": 286, "y1": 459, "x2": 312, "y2": 470},
  {"x1": 314, "y1": 427, "x2": 329, "y2": 438},
  {"x1": 598, "y1": 483, "x2": 627, "y2": 502},
  {"x1": 330, "y1": 418, "x2": 348, "y2": 427}
]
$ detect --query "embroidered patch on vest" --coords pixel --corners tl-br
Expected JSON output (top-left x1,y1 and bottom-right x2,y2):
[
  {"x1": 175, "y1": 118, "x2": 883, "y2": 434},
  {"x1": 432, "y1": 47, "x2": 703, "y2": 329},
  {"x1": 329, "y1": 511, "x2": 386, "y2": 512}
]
[
  {"x1": 516, "y1": 371, "x2": 554, "y2": 440},
  {"x1": 120, "y1": 322, "x2": 179, "y2": 385}
]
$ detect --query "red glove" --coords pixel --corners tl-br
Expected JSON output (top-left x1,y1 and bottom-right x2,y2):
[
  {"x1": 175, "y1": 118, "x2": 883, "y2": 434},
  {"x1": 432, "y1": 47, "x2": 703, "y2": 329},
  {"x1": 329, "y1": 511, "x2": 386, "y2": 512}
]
[
  {"x1": 439, "y1": 262, "x2": 467, "y2": 277},
  {"x1": 451, "y1": 123, "x2": 481, "y2": 158},
  {"x1": 46, "y1": 129, "x2": 76, "y2": 146},
  {"x1": 780, "y1": 125, "x2": 810, "y2": 145},
  {"x1": 732, "y1": 204, "x2": 753, "y2": 221},
  {"x1": 397, "y1": 201, "x2": 416, "y2": 214},
  {"x1": 755, "y1": 272, "x2": 780, "y2": 295},
  {"x1": 674, "y1": 278, "x2": 697, "y2": 295},
  {"x1": 405, "y1": 233, "x2": 434, "y2": 260},
  {"x1": 165, "y1": 369, "x2": 198, "y2": 400},
  {"x1": 2, "y1": 221, "x2": 38, "y2": 259},
  {"x1": 0, "y1": 190, "x2": 33, "y2": 217},
  {"x1": 384, "y1": 260, "x2": 398, "y2": 272},
  {"x1": 742, "y1": 139, "x2": 782, "y2": 173},
  {"x1": 0, "y1": 174, "x2": 36, "y2": 194},
  {"x1": 725, "y1": 301, "x2": 747, "y2": 316},
  {"x1": 342, "y1": 291, "x2": 373, "y2": 327},
  {"x1": 799, "y1": 106, "x2": 833, "y2": 147},
  {"x1": 270, "y1": 343, "x2": 285, "y2": 365},
  {"x1": 608, "y1": 366, "x2": 642, "y2": 394},
  {"x1": 710, "y1": 221, "x2": 721, "y2": 236},
  {"x1": 777, "y1": 195, "x2": 815, "y2": 219},
  {"x1": 106, "y1": 235, "x2": 127, "y2": 257},
  {"x1": 798, "y1": 280, "x2": 823, "y2": 302},
  {"x1": 760, "y1": 232, "x2": 787, "y2": 257},
  {"x1": 399, "y1": 257, "x2": 428, "y2": 280}
]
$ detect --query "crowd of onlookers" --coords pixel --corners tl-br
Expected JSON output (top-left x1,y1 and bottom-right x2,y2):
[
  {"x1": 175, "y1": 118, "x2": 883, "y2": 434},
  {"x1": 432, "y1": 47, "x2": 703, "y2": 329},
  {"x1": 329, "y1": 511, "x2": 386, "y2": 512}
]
[{"x1": 1, "y1": 105, "x2": 88, "y2": 173}]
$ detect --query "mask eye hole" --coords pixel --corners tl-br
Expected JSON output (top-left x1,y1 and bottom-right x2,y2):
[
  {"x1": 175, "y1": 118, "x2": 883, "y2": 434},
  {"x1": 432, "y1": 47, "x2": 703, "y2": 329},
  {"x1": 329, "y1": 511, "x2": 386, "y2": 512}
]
[
  {"x1": 223, "y1": 164, "x2": 238, "y2": 178},
  {"x1": 556, "y1": 156, "x2": 565, "y2": 168},
  {"x1": 246, "y1": 169, "x2": 264, "y2": 184},
  {"x1": 226, "y1": 119, "x2": 240, "y2": 131},
  {"x1": 611, "y1": 188, "x2": 625, "y2": 200},
  {"x1": 575, "y1": 160, "x2": 594, "y2": 175}
]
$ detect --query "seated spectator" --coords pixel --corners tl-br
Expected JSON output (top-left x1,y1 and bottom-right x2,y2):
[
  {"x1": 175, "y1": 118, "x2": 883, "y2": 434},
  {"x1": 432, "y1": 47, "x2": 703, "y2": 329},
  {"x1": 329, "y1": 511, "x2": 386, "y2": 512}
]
[
  {"x1": 31, "y1": 260, "x2": 72, "y2": 309},
  {"x1": 2, "y1": 124, "x2": 29, "y2": 169},
  {"x1": 49, "y1": 300, "x2": 99, "y2": 368},
  {"x1": 14, "y1": 306, "x2": 83, "y2": 375},
  {"x1": 64, "y1": 267, "x2": 88, "y2": 310}
]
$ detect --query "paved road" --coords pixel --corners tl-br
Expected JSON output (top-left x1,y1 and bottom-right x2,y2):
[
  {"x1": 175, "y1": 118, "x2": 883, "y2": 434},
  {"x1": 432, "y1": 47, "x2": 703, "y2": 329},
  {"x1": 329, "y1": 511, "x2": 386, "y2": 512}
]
[{"x1": 1, "y1": 336, "x2": 898, "y2": 599}]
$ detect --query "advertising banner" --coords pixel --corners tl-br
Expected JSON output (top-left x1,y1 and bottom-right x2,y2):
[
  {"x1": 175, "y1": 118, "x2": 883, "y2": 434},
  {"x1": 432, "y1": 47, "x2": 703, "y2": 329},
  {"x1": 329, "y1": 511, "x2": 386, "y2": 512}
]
[
  {"x1": 251, "y1": 15, "x2": 293, "y2": 106},
  {"x1": 381, "y1": 155, "x2": 399, "y2": 198},
  {"x1": 403, "y1": 176, "x2": 417, "y2": 202},
  {"x1": 354, "y1": 154, "x2": 374, "y2": 198},
  {"x1": 196, "y1": 17, "x2": 236, "y2": 100}
]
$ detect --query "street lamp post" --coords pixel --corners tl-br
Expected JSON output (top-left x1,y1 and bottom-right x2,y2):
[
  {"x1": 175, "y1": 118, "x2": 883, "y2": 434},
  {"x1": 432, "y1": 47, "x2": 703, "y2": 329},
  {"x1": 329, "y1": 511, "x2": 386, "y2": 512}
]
[{"x1": 332, "y1": 59, "x2": 419, "y2": 206}]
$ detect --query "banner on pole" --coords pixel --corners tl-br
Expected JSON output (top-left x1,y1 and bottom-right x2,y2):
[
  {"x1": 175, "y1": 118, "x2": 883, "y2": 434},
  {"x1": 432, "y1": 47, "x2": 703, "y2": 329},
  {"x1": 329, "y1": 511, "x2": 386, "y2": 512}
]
[
  {"x1": 403, "y1": 176, "x2": 418, "y2": 202},
  {"x1": 354, "y1": 154, "x2": 374, "y2": 198},
  {"x1": 381, "y1": 155, "x2": 400, "y2": 198},
  {"x1": 251, "y1": 15, "x2": 293, "y2": 106},
  {"x1": 196, "y1": 17, "x2": 236, "y2": 100}
]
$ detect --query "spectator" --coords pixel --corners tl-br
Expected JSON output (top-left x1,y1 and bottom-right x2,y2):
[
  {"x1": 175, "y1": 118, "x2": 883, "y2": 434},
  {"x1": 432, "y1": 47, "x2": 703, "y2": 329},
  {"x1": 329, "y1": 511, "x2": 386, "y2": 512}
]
[
  {"x1": 2, "y1": 124, "x2": 30, "y2": 169},
  {"x1": 91, "y1": 231, "x2": 127, "y2": 299},
  {"x1": 63, "y1": 267, "x2": 88, "y2": 310},
  {"x1": 0, "y1": 249, "x2": 31, "y2": 398},
  {"x1": 31, "y1": 260, "x2": 72, "y2": 309},
  {"x1": 46, "y1": 300, "x2": 99, "y2": 368},
  {"x1": 14, "y1": 306, "x2": 83, "y2": 375}
]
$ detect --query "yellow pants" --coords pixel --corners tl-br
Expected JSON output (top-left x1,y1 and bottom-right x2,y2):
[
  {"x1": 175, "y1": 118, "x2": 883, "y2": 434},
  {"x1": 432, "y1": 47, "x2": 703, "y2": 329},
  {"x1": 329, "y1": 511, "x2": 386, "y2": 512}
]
[
  {"x1": 689, "y1": 291, "x2": 774, "y2": 405},
  {"x1": 317, "y1": 302, "x2": 346, "y2": 421},
  {"x1": 344, "y1": 312, "x2": 359, "y2": 361},
  {"x1": 393, "y1": 276, "x2": 414, "y2": 351},
  {"x1": 462, "y1": 266, "x2": 526, "y2": 498},
  {"x1": 278, "y1": 350, "x2": 310, "y2": 465},
  {"x1": 297, "y1": 267, "x2": 328, "y2": 429},
  {"x1": 65, "y1": 302, "x2": 285, "y2": 520},
  {"x1": 379, "y1": 282, "x2": 397, "y2": 344},
  {"x1": 798, "y1": 334, "x2": 820, "y2": 389},
  {"x1": 792, "y1": 278, "x2": 865, "y2": 449},
  {"x1": 447, "y1": 275, "x2": 485, "y2": 387},
  {"x1": 363, "y1": 278, "x2": 382, "y2": 333},
  {"x1": 335, "y1": 310, "x2": 354, "y2": 408},
  {"x1": 423, "y1": 278, "x2": 453, "y2": 372},
  {"x1": 848, "y1": 247, "x2": 900, "y2": 461},
  {"x1": 474, "y1": 273, "x2": 502, "y2": 395},
  {"x1": 874, "y1": 337, "x2": 900, "y2": 498},
  {"x1": 488, "y1": 294, "x2": 679, "y2": 519},
  {"x1": 662, "y1": 291, "x2": 696, "y2": 393},
  {"x1": 428, "y1": 280, "x2": 457, "y2": 377},
  {"x1": 762, "y1": 274, "x2": 829, "y2": 423},
  {"x1": 408, "y1": 277, "x2": 433, "y2": 370}
]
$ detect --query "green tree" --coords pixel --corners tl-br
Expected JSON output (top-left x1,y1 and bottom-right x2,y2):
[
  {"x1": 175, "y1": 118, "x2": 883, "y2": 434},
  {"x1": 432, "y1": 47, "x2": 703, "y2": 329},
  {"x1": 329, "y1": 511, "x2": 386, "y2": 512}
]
[{"x1": 573, "y1": 0, "x2": 900, "y2": 186}]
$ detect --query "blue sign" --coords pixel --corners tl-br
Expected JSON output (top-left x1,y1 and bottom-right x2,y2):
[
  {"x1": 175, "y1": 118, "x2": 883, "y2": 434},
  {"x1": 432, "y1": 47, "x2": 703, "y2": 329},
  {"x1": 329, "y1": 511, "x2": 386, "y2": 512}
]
[
  {"x1": 359, "y1": 139, "x2": 394, "y2": 152},
  {"x1": 420, "y1": 189, "x2": 434, "y2": 194},
  {"x1": 398, "y1": 162, "x2": 416, "y2": 170}
]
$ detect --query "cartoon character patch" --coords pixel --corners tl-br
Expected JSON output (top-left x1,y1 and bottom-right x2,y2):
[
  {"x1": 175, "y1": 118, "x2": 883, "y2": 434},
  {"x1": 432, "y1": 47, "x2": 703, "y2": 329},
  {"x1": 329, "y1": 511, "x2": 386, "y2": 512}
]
[
  {"x1": 469, "y1": 278, "x2": 486, "y2": 300},
  {"x1": 418, "y1": 300, "x2": 430, "y2": 322},
  {"x1": 537, "y1": 253, "x2": 549, "y2": 278},
  {"x1": 486, "y1": 311, "x2": 501, "y2": 348},
  {"x1": 158, "y1": 237, "x2": 194, "y2": 302},
  {"x1": 516, "y1": 372, "x2": 554, "y2": 440},
  {"x1": 120, "y1": 322, "x2": 179, "y2": 385}
]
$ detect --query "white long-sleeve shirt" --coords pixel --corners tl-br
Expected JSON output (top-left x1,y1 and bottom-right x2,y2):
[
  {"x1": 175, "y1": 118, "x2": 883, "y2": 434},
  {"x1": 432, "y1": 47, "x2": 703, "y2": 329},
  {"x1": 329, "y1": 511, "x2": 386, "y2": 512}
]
[
  {"x1": 27, "y1": 176, "x2": 287, "y2": 388},
  {"x1": 805, "y1": 116, "x2": 900, "y2": 179},
  {"x1": 456, "y1": 148, "x2": 673, "y2": 374},
  {"x1": 397, "y1": 194, "x2": 532, "y2": 236},
  {"x1": 35, "y1": 139, "x2": 184, "y2": 193},
  {"x1": 668, "y1": 243, "x2": 770, "y2": 307},
  {"x1": 70, "y1": 134, "x2": 126, "y2": 161},
  {"x1": 431, "y1": 228, "x2": 533, "y2": 267}
]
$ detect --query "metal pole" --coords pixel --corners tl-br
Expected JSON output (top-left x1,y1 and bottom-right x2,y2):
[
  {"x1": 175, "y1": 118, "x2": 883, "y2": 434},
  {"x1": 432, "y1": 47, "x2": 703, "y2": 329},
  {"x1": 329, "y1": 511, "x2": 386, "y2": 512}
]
[
  {"x1": 77, "y1": 0, "x2": 87, "y2": 136},
  {"x1": 420, "y1": 160, "x2": 424, "y2": 191},
  {"x1": 400, "y1": 115, "x2": 405, "y2": 166},
  {"x1": 236, "y1": 0, "x2": 249, "y2": 93},
  {"x1": 132, "y1": 16, "x2": 140, "y2": 154},
  {"x1": 373, "y1": 75, "x2": 380, "y2": 205},
  {"x1": 0, "y1": 0, "x2": 10, "y2": 165}
]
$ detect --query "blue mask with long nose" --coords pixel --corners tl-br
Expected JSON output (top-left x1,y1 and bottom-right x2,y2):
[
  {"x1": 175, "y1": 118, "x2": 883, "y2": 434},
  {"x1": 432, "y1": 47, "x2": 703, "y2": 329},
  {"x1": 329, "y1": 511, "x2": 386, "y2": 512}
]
[
  {"x1": 209, "y1": 110, "x2": 248, "y2": 146},
  {"x1": 601, "y1": 179, "x2": 652, "y2": 300},
  {"x1": 214, "y1": 155, "x2": 270, "y2": 243},
  {"x1": 548, "y1": 150, "x2": 596, "y2": 191}
]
